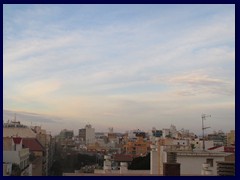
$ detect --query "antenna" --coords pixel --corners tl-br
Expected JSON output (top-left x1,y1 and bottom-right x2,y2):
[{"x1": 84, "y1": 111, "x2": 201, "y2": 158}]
[{"x1": 202, "y1": 114, "x2": 211, "y2": 151}]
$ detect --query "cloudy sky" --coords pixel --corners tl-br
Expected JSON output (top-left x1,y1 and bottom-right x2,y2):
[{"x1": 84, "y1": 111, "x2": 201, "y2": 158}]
[{"x1": 3, "y1": 4, "x2": 235, "y2": 135}]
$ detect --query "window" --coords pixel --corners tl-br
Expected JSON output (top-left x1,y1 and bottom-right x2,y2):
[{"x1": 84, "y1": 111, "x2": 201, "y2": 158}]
[{"x1": 206, "y1": 158, "x2": 213, "y2": 167}]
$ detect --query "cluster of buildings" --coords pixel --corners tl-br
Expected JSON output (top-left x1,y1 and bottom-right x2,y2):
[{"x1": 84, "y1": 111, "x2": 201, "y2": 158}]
[
  {"x1": 3, "y1": 117, "x2": 235, "y2": 176},
  {"x1": 3, "y1": 119, "x2": 55, "y2": 176},
  {"x1": 59, "y1": 124, "x2": 235, "y2": 176}
]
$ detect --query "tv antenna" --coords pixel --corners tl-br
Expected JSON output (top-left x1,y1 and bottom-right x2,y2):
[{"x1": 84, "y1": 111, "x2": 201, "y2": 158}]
[{"x1": 202, "y1": 114, "x2": 211, "y2": 151}]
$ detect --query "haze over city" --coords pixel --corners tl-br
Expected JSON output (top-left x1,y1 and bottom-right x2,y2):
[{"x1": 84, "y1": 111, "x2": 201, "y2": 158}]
[{"x1": 3, "y1": 4, "x2": 235, "y2": 135}]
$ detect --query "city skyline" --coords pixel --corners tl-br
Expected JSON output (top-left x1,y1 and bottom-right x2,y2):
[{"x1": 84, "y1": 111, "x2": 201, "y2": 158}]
[
  {"x1": 3, "y1": 4, "x2": 235, "y2": 134},
  {"x1": 3, "y1": 109, "x2": 234, "y2": 136}
]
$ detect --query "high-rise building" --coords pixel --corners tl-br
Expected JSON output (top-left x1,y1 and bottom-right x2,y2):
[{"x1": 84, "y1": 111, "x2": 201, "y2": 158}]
[
  {"x1": 79, "y1": 124, "x2": 95, "y2": 145},
  {"x1": 59, "y1": 129, "x2": 74, "y2": 140}
]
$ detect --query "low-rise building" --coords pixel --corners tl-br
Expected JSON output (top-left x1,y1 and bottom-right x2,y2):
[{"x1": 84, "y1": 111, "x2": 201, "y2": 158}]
[
  {"x1": 31, "y1": 126, "x2": 54, "y2": 175},
  {"x1": 112, "y1": 154, "x2": 133, "y2": 168},
  {"x1": 190, "y1": 139, "x2": 214, "y2": 150},
  {"x1": 176, "y1": 151, "x2": 226, "y2": 175},
  {"x1": 124, "y1": 136, "x2": 150, "y2": 157},
  {"x1": 151, "y1": 140, "x2": 229, "y2": 176},
  {"x1": 3, "y1": 137, "x2": 31, "y2": 176},
  {"x1": 22, "y1": 138, "x2": 45, "y2": 176}
]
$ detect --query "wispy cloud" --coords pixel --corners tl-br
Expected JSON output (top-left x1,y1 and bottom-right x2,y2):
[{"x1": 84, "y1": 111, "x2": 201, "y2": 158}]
[
  {"x1": 4, "y1": 109, "x2": 58, "y2": 124},
  {"x1": 3, "y1": 4, "x2": 235, "y2": 133},
  {"x1": 161, "y1": 71, "x2": 235, "y2": 96}
]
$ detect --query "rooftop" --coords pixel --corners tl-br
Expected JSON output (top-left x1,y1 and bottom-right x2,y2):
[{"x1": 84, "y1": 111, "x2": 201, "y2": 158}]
[
  {"x1": 4, "y1": 126, "x2": 36, "y2": 138},
  {"x1": 113, "y1": 154, "x2": 133, "y2": 162},
  {"x1": 22, "y1": 138, "x2": 45, "y2": 152},
  {"x1": 176, "y1": 150, "x2": 227, "y2": 157}
]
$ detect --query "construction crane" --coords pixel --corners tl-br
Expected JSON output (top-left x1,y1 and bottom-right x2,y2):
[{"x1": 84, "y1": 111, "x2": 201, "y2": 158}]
[{"x1": 202, "y1": 114, "x2": 211, "y2": 151}]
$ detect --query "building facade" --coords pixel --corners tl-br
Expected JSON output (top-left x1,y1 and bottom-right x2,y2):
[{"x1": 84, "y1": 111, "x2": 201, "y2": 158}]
[
  {"x1": 3, "y1": 137, "x2": 31, "y2": 176},
  {"x1": 226, "y1": 130, "x2": 235, "y2": 146},
  {"x1": 124, "y1": 136, "x2": 150, "y2": 157},
  {"x1": 79, "y1": 124, "x2": 95, "y2": 145}
]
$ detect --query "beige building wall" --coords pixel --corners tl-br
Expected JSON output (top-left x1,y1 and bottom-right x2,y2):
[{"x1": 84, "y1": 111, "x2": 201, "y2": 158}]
[
  {"x1": 227, "y1": 130, "x2": 235, "y2": 146},
  {"x1": 31, "y1": 157, "x2": 43, "y2": 176},
  {"x1": 3, "y1": 137, "x2": 12, "y2": 151}
]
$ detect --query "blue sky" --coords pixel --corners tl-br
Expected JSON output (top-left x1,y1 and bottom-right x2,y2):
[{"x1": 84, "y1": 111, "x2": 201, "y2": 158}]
[{"x1": 3, "y1": 4, "x2": 235, "y2": 135}]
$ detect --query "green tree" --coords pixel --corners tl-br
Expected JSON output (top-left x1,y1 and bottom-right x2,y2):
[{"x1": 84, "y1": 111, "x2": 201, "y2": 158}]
[
  {"x1": 50, "y1": 160, "x2": 63, "y2": 176},
  {"x1": 128, "y1": 153, "x2": 150, "y2": 170}
]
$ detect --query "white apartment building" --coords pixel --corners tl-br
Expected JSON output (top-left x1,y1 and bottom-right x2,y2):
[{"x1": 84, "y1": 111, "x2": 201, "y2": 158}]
[
  {"x1": 177, "y1": 151, "x2": 226, "y2": 175},
  {"x1": 150, "y1": 142, "x2": 227, "y2": 176},
  {"x1": 3, "y1": 137, "x2": 32, "y2": 176},
  {"x1": 86, "y1": 124, "x2": 95, "y2": 144}
]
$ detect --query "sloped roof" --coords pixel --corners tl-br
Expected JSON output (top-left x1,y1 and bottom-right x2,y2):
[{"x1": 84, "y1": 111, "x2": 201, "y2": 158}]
[
  {"x1": 208, "y1": 146, "x2": 235, "y2": 153},
  {"x1": 4, "y1": 127, "x2": 36, "y2": 138},
  {"x1": 113, "y1": 154, "x2": 133, "y2": 162},
  {"x1": 22, "y1": 138, "x2": 45, "y2": 152},
  {"x1": 208, "y1": 146, "x2": 222, "y2": 150}
]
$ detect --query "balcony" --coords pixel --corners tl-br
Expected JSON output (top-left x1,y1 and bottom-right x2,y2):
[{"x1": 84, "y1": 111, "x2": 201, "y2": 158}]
[{"x1": 19, "y1": 148, "x2": 30, "y2": 158}]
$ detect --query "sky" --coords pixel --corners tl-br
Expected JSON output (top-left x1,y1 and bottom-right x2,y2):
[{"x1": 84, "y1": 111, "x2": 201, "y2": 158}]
[{"x1": 3, "y1": 4, "x2": 235, "y2": 135}]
